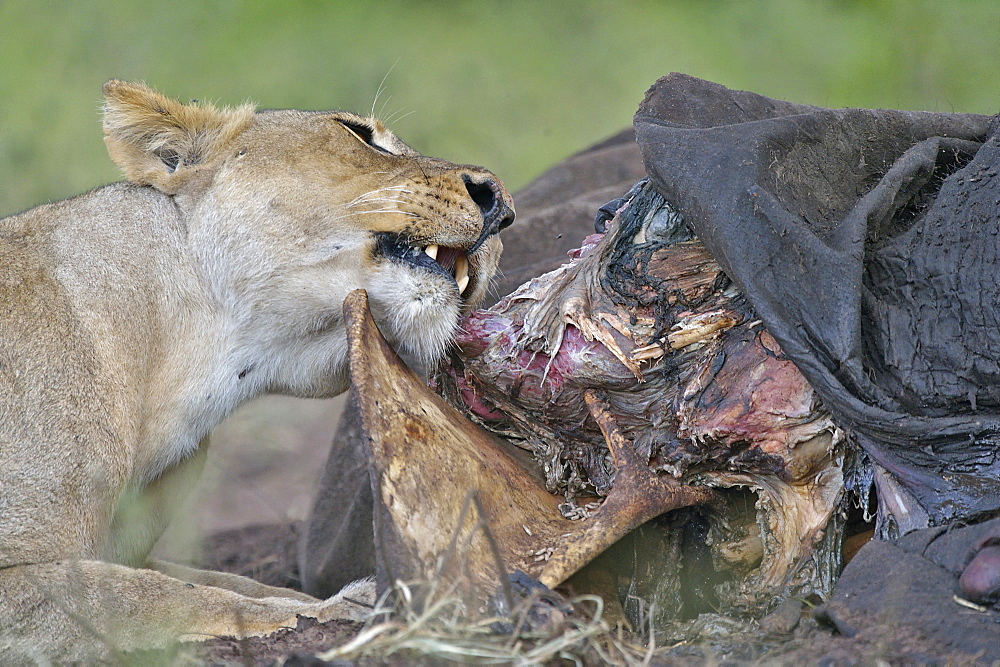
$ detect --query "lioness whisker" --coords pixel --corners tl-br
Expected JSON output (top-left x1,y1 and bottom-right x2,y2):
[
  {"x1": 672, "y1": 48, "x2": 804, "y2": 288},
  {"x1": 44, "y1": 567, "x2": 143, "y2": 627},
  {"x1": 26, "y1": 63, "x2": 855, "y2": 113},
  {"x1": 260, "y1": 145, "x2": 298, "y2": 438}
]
[
  {"x1": 345, "y1": 189, "x2": 419, "y2": 209},
  {"x1": 344, "y1": 188, "x2": 407, "y2": 208},
  {"x1": 348, "y1": 209, "x2": 418, "y2": 216},
  {"x1": 377, "y1": 95, "x2": 394, "y2": 125},
  {"x1": 370, "y1": 58, "x2": 399, "y2": 120},
  {"x1": 348, "y1": 193, "x2": 421, "y2": 209},
  {"x1": 383, "y1": 108, "x2": 416, "y2": 126}
]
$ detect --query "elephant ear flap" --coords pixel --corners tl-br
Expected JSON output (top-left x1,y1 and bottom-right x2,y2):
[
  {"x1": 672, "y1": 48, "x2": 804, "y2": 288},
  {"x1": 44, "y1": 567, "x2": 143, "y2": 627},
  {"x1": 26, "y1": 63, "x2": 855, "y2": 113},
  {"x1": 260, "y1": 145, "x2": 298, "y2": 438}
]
[{"x1": 102, "y1": 79, "x2": 254, "y2": 194}]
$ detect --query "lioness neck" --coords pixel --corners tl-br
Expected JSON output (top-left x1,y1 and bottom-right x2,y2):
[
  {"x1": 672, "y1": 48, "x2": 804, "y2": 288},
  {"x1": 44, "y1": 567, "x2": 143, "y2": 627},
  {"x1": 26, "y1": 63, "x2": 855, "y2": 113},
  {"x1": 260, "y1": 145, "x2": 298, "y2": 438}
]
[{"x1": 46, "y1": 183, "x2": 348, "y2": 481}]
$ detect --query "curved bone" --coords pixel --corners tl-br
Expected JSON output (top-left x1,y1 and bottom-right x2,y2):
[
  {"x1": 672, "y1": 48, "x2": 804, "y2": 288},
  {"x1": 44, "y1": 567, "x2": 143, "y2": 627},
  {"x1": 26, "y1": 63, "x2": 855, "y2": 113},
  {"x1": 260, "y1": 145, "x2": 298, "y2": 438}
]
[
  {"x1": 538, "y1": 390, "x2": 715, "y2": 587},
  {"x1": 343, "y1": 289, "x2": 713, "y2": 597}
]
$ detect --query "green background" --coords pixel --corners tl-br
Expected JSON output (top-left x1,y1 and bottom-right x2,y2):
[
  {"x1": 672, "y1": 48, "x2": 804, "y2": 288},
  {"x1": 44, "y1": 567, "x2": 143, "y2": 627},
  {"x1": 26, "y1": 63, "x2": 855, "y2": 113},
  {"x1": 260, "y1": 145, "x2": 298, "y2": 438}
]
[
  {"x1": 1, "y1": 0, "x2": 998, "y2": 217},
  {"x1": 2, "y1": 0, "x2": 998, "y2": 547}
]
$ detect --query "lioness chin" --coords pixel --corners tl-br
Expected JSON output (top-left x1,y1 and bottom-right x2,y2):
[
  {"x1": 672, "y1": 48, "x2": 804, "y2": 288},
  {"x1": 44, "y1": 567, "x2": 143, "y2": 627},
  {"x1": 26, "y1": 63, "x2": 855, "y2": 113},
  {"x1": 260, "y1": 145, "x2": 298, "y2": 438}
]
[{"x1": 0, "y1": 80, "x2": 512, "y2": 660}]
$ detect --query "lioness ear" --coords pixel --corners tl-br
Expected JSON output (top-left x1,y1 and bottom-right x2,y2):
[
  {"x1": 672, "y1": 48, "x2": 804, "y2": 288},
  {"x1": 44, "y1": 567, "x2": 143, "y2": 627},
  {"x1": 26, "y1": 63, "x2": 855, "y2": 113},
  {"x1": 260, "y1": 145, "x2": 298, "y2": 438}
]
[{"x1": 102, "y1": 80, "x2": 255, "y2": 193}]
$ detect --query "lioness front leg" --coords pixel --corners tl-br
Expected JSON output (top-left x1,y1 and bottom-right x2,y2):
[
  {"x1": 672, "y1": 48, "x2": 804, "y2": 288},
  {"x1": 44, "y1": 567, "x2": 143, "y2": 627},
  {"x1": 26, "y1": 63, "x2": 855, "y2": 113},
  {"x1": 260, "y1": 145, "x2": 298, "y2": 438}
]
[
  {"x1": 148, "y1": 558, "x2": 319, "y2": 601},
  {"x1": 0, "y1": 560, "x2": 373, "y2": 661}
]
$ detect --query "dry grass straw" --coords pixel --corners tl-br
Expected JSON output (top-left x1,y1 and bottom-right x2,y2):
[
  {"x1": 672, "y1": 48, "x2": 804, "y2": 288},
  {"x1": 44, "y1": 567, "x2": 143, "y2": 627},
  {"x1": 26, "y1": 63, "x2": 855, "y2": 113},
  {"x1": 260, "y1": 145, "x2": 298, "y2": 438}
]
[
  {"x1": 315, "y1": 492, "x2": 661, "y2": 665},
  {"x1": 317, "y1": 579, "x2": 659, "y2": 665}
]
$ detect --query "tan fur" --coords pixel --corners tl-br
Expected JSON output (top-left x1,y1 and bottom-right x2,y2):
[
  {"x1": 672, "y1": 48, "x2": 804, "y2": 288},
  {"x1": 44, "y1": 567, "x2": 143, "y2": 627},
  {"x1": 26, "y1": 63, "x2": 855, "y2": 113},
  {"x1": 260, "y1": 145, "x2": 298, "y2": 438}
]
[{"x1": 0, "y1": 81, "x2": 512, "y2": 660}]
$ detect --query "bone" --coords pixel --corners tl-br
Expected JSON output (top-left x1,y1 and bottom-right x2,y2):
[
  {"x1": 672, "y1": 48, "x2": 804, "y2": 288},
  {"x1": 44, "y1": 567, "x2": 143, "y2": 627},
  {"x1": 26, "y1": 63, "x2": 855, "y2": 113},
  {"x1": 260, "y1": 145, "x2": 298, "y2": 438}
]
[
  {"x1": 537, "y1": 390, "x2": 716, "y2": 587},
  {"x1": 343, "y1": 289, "x2": 716, "y2": 602},
  {"x1": 434, "y1": 183, "x2": 847, "y2": 612},
  {"x1": 454, "y1": 254, "x2": 469, "y2": 285},
  {"x1": 344, "y1": 288, "x2": 571, "y2": 595}
]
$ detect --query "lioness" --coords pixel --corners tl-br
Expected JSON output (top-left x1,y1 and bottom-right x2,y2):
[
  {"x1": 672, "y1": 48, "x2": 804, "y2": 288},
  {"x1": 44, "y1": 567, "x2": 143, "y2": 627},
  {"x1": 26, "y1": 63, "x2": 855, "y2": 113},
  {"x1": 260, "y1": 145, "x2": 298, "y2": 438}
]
[{"x1": 0, "y1": 81, "x2": 512, "y2": 660}]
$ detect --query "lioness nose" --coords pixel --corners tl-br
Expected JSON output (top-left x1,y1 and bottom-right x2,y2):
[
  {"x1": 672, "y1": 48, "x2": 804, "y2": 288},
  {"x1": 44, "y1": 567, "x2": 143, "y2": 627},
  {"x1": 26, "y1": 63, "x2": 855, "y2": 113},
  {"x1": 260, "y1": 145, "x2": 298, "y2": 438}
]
[{"x1": 463, "y1": 175, "x2": 515, "y2": 237}]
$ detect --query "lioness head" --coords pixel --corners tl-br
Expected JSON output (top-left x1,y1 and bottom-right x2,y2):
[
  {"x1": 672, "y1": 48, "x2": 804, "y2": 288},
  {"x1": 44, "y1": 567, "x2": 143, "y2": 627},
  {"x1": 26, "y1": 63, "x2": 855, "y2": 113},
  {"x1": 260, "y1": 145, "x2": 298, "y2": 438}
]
[{"x1": 102, "y1": 81, "x2": 513, "y2": 397}]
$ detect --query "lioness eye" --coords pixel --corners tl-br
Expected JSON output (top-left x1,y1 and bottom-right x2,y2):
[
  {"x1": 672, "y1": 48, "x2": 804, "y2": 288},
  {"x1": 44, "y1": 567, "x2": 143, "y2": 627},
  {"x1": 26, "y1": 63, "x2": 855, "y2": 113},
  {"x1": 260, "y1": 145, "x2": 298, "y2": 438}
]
[{"x1": 339, "y1": 120, "x2": 392, "y2": 155}]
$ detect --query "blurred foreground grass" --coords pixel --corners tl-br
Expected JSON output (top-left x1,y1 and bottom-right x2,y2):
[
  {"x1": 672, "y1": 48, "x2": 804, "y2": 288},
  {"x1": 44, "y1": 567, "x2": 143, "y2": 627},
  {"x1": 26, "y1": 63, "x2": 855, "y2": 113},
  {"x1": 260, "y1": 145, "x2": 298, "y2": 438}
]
[{"x1": 1, "y1": 0, "x2": 997, "y2": 217}]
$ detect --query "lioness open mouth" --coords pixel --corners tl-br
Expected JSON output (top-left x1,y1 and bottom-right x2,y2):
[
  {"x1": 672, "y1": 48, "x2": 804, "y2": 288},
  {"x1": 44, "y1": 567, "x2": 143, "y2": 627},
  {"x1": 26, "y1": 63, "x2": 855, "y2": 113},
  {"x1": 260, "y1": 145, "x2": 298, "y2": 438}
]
[{"x1": 375, "y1": 232, "x2": 473, "y2": 297}]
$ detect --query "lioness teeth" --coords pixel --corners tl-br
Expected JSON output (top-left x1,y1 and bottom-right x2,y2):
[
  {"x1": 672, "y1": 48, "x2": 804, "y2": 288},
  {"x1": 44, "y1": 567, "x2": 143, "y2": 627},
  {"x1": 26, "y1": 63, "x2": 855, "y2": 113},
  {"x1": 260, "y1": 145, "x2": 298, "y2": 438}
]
[
  {"x1": 425, "y1": 244, "x2": 439, "y2": 261},
  {"x1": 455, "y1": 255, "x2": 469, "y2": 294}
]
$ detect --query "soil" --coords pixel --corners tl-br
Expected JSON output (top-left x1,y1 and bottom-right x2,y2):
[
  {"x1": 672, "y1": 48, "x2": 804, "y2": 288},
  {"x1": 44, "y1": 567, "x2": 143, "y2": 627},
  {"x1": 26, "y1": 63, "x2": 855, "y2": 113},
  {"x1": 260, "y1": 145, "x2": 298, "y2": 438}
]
[
  {"x1": 190, "y1": 617, "x2": 362, "y2": 665},
  {"x1": 170, "y1": 521, "x2": 1000, "y2": 665}
]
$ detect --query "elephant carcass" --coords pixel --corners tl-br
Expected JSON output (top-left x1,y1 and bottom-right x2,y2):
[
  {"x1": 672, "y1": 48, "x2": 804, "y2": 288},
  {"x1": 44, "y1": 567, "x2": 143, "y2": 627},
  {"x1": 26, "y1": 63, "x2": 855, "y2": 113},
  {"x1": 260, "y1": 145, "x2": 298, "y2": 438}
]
[
  {"x1": 318, "y1": 73, "x2": 999, "y2": 629},
  {"x1": 433, "y1": 182, "x2": 847, "y2": 614},
  {"x1": 344, "y1": 181, "x2": 847, "y2": 618}
]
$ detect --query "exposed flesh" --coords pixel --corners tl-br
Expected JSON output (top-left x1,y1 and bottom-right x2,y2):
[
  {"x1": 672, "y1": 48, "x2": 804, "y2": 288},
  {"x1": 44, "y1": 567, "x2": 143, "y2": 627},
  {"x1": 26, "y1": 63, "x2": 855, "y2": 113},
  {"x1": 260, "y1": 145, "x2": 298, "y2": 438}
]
[{"x1": 434, "y1": 184, "x2": 848, "y2": 613}]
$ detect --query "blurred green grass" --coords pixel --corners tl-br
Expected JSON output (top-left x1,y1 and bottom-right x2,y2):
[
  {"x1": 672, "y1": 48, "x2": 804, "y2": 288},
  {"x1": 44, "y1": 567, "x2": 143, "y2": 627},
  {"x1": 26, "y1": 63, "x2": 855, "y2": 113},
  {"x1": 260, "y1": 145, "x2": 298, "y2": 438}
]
[{"x1": 1, "y1": 0, "x2": 997, "y2": 217}]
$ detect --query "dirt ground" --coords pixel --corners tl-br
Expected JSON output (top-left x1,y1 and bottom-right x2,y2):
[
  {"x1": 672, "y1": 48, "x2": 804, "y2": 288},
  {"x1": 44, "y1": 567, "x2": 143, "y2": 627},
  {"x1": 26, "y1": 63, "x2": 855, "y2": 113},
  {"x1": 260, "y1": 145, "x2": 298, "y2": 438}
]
[
  {"x1": 153, "y1": 394, "x2": 345, "y2": 563},
  {"x1": 170, "y1": 521, "x2": 997, "y2": 665}
]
